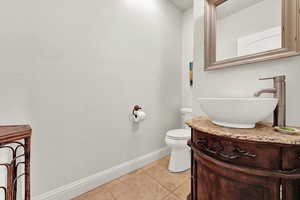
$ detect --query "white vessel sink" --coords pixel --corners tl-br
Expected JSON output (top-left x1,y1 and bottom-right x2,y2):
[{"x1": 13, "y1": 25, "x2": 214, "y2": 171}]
[{"x1": 198, "y1": 98, "x2": 278, "y2": 128}]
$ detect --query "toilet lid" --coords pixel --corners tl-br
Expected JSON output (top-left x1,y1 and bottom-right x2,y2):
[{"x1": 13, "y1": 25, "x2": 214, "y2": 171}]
[{"x1": 166, "y1": 129, "x2": 191, "y2": 140}]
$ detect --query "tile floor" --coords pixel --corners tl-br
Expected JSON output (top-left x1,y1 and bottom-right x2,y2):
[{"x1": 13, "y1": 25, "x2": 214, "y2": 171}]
[{"x1": 73, "y1": 156, "x2": 191, "y2": 200}]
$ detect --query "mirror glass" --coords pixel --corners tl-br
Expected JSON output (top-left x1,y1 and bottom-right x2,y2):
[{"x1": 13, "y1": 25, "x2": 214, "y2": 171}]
[{"x1": 216, "y1": 0, "x2": 282, "y2": 61}]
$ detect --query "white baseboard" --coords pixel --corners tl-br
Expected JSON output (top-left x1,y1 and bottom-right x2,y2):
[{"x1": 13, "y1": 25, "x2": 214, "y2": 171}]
[{"x1": 33, "y1": 147, "x2": 170, "y2": 200}]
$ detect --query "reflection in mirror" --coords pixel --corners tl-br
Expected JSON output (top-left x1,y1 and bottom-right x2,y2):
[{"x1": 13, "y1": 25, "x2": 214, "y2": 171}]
[{"x1": 216, "y1": 0, "x2": 282, "y2": 61}]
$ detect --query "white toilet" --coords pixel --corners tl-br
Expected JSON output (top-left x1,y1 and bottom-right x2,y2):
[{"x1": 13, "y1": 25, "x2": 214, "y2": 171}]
[{"x1": 165, "y1": 108, "x2": 192, "y2": 172}]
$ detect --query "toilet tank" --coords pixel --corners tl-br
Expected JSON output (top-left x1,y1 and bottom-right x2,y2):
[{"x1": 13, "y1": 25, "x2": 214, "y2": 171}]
[{"x1": 180, "y1": 108, "x2": 193, "y2": 129}]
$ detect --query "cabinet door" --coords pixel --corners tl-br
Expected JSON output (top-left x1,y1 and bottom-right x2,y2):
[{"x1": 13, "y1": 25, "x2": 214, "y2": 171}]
[
  {"x1": 282, "y1": 147, "x2": 300, "y2": 200},
  {"x1": 194, "y1": 152, "x2": 280, "y2": 200}
]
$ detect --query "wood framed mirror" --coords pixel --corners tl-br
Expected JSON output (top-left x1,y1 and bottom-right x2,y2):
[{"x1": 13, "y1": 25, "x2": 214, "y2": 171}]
[{"x1": 204, "y1": 0, "x2": 300, "y2": 70}]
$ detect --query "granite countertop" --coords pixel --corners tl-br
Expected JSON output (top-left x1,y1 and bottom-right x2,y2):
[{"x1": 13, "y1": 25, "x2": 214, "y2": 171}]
[{"x1": 186, "y1": 116, "x2": 300, "y2": 145}]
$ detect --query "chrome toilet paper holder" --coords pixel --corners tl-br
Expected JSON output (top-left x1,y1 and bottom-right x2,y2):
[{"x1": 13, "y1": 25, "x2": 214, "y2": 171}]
[{"x1": 132, "y1": 105, "x2": 142, "y2": 118}]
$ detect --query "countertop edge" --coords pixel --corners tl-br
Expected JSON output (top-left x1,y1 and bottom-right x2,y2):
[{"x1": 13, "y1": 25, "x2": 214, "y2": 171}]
[{"x1": 186, "y1": 117, "x2": 300, "y2": 146}]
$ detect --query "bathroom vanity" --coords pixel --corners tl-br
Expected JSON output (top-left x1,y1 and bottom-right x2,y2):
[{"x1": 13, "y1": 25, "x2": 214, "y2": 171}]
[{"x1": 187, "y1": 117, "x2": 300, "y2": 200}]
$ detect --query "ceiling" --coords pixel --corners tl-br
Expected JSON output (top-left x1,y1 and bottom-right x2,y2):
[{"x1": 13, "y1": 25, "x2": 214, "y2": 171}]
[{"x1": 169, "y1": 0, "x2": 193, "y2": 11}]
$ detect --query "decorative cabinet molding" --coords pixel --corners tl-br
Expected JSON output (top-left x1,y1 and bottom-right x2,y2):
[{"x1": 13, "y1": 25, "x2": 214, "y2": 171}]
[{"x1": 195, "y1": 137, "x2": 257, "y2": 160}]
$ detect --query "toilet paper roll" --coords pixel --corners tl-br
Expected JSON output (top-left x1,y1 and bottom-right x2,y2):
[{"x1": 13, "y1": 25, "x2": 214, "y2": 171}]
[{"x1": 133, "y1": 110, "x2": 146, "y2": 122}]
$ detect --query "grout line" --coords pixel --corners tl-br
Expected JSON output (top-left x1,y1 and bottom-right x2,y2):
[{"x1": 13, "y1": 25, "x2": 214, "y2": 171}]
[
  {"x1": 172, "y1": 180, "x2": 186, "y2": 192},
  {"x1": 143, "y1": 168, "x2": 186, "y2": 194},
  {"x1": 171, "y1": 175, "x2": 190, "y2": 193},
  {"x1": 162, "y1": 193, "x2": 173, "y2": 200},
  {"x1": 143, "y1": 169, "x2": 171, "y2": 191},
  {"x1": 141, "y1": 171, "x2": 171, "y2": 200},
  {"x1": 143, "y1": 157, "x2": 190, "y2": 194},
  {"x1": 110, "y1": 191, "x2": 117, "y2": 200},
  {"x1": 142, "y1": 171, "x2": 172, "y2": 193}
]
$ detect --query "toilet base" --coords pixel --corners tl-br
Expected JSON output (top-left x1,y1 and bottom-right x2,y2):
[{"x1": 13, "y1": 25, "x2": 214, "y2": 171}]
[
  {"x1": 166, "y1": 138, "x2": 191, "y2": 173},
  {"x1": 168, "y1": 147, "x2": 191, "y2": 172}
]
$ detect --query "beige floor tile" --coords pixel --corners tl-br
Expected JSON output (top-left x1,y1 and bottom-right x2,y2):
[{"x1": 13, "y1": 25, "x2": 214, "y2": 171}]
[
  {"x1": 156, "y1": 156, "x2": 170, "y2": 169},
  {"x1": 142, "y1": 160, "x2": 160, "y2": 171},
  {"x1": 142, "y1": 156, "x2": 170, "y2": 171},
  {"x1": 144, "y1": 164, "x2": 189, "y2": 192},
  {"x1": 73, "y1": 156, "x2": 190, "y2": 200},
  {"x1": 73, "y1": 171, "x2": 140, "y2": 200},
  {"x1": 163, "y1": 194, "x2": 182, "y2": 200},
  {"x1": 73, "y1": 188, "x2": 114, "y2": 200},
  {"x1": 110, "y1": 172, "x2": 169, "y2": 200},
  {"x1": 174, "y1": 181, "x2": 191, "y2": 200},
  {"x1": 100, "y1": 178, "x2": 122, "y2": 190},
  {"x1": 99, "y1": 168, "x2": 145, "y2": 191}
]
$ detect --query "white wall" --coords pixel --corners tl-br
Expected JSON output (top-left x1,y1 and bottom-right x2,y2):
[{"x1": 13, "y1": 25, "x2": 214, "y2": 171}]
[
  {"x1": 0, "y1": 0, "x2": 33, "y2": 125},
  {"x1": 1, "y1": 0, "x2": 182, "y2": 196},
  {"x1": 182, "y1": 8, "x2": 194, "y2": 108},
  {"x1": 192, "y1": 0, "x2": 300, "y2": 126},
  {"x1": 0, "y1": 1, "x2": 33, "y2": 198}
]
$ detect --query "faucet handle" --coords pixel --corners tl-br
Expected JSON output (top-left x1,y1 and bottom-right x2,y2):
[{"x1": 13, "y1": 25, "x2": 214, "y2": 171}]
[
  {"x1": 259, "y1": 75, "x2": 286, "y2": 81},
  {"x1": 259, "y1": 77, "x2": 274, "y2": 80}
]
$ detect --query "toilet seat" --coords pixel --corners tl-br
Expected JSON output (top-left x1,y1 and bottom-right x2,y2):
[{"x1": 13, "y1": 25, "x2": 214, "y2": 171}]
[{"x1": 166, "y1": 129, "x2": 191, "y2": 140}]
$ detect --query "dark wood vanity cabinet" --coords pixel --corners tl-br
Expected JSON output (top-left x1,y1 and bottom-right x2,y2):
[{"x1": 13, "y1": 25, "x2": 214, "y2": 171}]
[{"x1": 187, "y1": 117, "x2": 300, "y2": 200}]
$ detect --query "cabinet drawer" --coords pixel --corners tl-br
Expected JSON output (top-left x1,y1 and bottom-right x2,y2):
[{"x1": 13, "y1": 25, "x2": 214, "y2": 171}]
[{"x1": 192, "y1": 129, "x2": 281, "y2": 170}]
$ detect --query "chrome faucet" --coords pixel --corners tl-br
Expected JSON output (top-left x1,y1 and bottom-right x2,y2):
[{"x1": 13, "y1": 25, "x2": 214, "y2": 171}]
[{"x1": 254, "y1": 75, "x2": 286, "y2": 127}]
